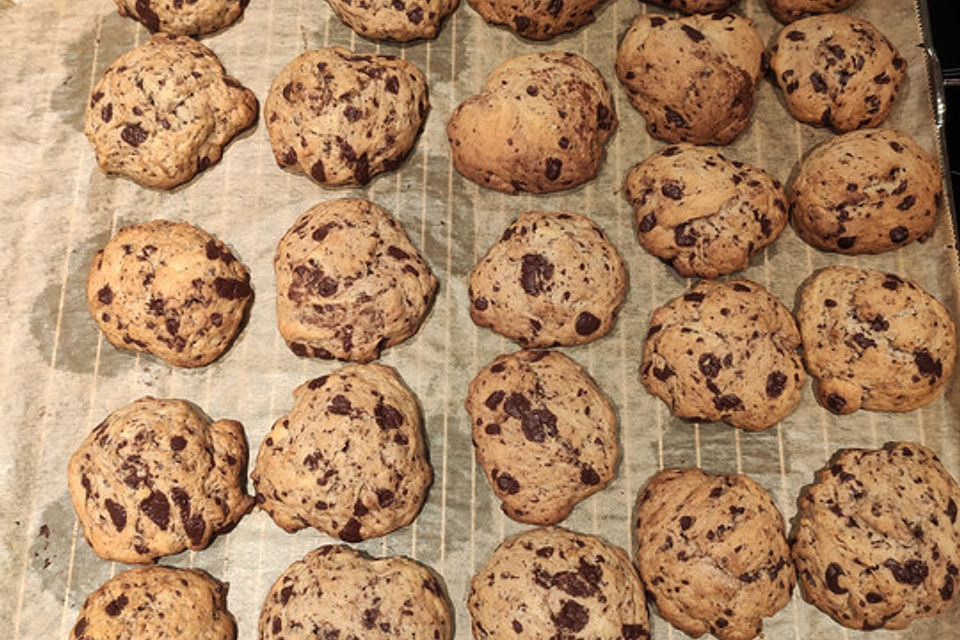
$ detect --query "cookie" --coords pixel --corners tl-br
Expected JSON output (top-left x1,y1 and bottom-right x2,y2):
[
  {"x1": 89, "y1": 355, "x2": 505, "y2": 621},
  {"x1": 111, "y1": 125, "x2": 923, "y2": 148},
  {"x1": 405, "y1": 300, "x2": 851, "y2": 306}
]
[
  {"x1": 274, "y1": 198, "x2": 436, "y2": 363},
  {"x1": 769, "y1": 15, "x2": 906, "y2": 132},
  {"x1": 85, "y1": 34, "x2": 257, "y2": 189},
  {"x1": 789, "y1": 129, "x2": 943, "y2": 254},
  {"x1": 792, "y1": 441, "x2": 960, "y2": 630},
  {"x1": 465, "y1": 350, "x2": 618, "y2": 524},
  {"x1": 644, "y1": 0, "x2": 739, "y2": 13},
  {"x1": 114, "y1": 0, "x2": 248, "y2": 35},
  {"x1": 265, "y1": 48, "x2": 428, "y2": 186},
  {"x1": 447, "y1": 51, "x2": 616, "y2": 194},
  {"x1": 260, "y1": 545, "x2": 452, "y2": 640},
  {"x1": 324, "y1": 0, "x2": 457, "y2": 41},
  {"x1": 467, "y1": 0, "x2": 604, "y2": 40},
  {"x1": 615, "y1": 13, "x2": 765, "y2": 145},
  {"x1": 641, "y1": 279, "x2": 805, "y2": 431},
  {"x1": 469, "y1": 526, "x2": 650, "y2": 640},
  {"x1": 469, "y1": 211, "x2": 627, "y2": 348},
  {"x1": 251, "y1": 364, "x2": 430, "y2": 542},
  {"x1": 70, "y1": 566, "x2": 235, "y2": 640},
  {"x1": 635, "y1": 468, "x2": 795, "y2": 640},
  {"x1": 87, "y1": 220, "x2": 252, "y2": 368},
  {"x1": 796, "y1": 266, "x2": 957, "y2": 415},
  {"x1": 764, "y1": 0, "x2": 857, "y2": 24},
  {"x1": 624, "y1": 143, "x2": 788, "y2": 278},
  {"x1": 67, "y1": 397, "x2": 252, "y2": 564}
]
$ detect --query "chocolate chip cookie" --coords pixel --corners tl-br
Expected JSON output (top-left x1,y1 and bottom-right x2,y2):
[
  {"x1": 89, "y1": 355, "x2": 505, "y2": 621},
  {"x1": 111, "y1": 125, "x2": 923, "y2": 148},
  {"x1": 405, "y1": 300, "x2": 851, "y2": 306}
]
[
  {"x1": 469, "y1": 211, "x2": 627, "y2": 348},
  {"x1": 465, "y1": 350, "x2": 618, "y2": 524},
  {"x1": 467, "y1": 0, "x2": 604, "y2": 40},
  {"x1": 115, "y1": 0, "x2": 248, "y2": 35},
  {"x1": 265, "y1": 47, "x2": 428, "y2": 186},
  {"x1": 641, "y1": 279, "x2": 805, "y2": 431},
  {"x1": 67, "y1": 397, "x2": 252, "y2": 564},
  {"x1": 615, "y1": 13, "x2": 765, "y2": 145},
  {"x1": 87, "y1": 219, "x2": 252, "y2": 368},
  {"x1": 624, "y1": 143, "x2": 788, "y2": 278},
  {"x1": 764, "y1": 0, "x2": 857, "y2": 24},
  {"x1": 790, "y1": 129, "x2": 943, "y2": 254},
  {"x1": 796, "y1": 266, "x2": 957, "y2": 415},
  {"x1": 260, "y1": 545, "x2": 452, "y2": 640},
  {"x1": 251, "y1": 364, "x2": 431, "y2": 542},
  {"x1": 85, "y1": 34, "x2": 257, "y2": 189},
  {"x1": 447, "y1": 51, "x2": 616, "y2": 194},
  {"x1": 792, "y1": 442, "x2": 960, "y2": 630},
  {"x1": 469, "y1": 527, "x2": 650, "y2": 640},
  {"x1": 635, "y1": 468, "x2": 795, "y2": 640},
  {"x1": 274, "y1": 198, "x2": 436, "y2": 363},
  {"x1": 644, "y1": 0, "x2": 738, "y2": 13},
  {"x1": 325, "y1": 0, "x2": 457, "y2": 41},
  {"x1": 769, "y1": 15, "x2": 906, "y2": 132},
  {"x1": 70, "y1": 566, "x2": 235, "y2": 640}
]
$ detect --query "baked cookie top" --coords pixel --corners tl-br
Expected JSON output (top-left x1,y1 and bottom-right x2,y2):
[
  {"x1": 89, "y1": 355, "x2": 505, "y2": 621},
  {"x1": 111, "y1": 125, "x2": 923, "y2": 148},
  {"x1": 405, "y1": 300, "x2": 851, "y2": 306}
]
[
  {"x1": 641, "y1": 279, "x2": 805, "y2": 431},
  {"x1": 447, "y1": 51, "x2": 616, "y2": 194},
  {"x1": 644, "y1": 0, "x2": 739, "y2": 13},
  {"x1": 769, "y1": 14, "x2": 905, "y2": 132},
  {"x1": 274, "y1": 198, "x2": 436, "y2": 363},
  {"x1": 624, "y1": 143, "x2": 788, "y2": 278},
  {"x1": 85, "y1": 34, "x2": 257, "y2": 190},
  {"x1": 324, "y1": 0, "x2": 457, "y2": 41},
  {"x1": 465, "y1": 350, "x2": 618, "y2": 524},
  {"x1": 467, "y1": 0, "x2": 604, "y2": 40},
  {"x1": 469, "y1": 211, "x2": 627, "y2": 348},
  {"x1": 796, "y1": 266, "x2": 957, "y2": 415},
  {"x1": 265, "y1": 47, "x2": 428, "y2": 186},
  {"x1": 114, "y1": 0, "x2": 248, "y2": 35},
  {"x1": 635, "y1": 468, "x2": 795, "y2": 640},
  {"x1": 469, "y1": 526, "x2": 650, "y2": 640},
  {"x1": 792, "y1": 441, "x2": 960, "y2": 631},
  {"x1": 87, "y1": 219, "x2": 252, "y2": 368},
  {"x1": 764, "y1": 0, "x2": 858, "y2": 24},
  {"x1": 251, "y1": 364, "x2": 431, "y2": 542},
  {"x1": 790, "y1": 129, "x2": 942, "y2": 254},
  {"x1": 260, "y1": 545, "x2": 452, "y2": 640},
  {"x1": 67, "y1": 397, "x2": 252, "y2": 564},
  {"x1": 615, "y1": 13, "x2": 765, "y2": 145},
  {"x1": 70, "y1": 566, "x2": 235, "y2": 640}
]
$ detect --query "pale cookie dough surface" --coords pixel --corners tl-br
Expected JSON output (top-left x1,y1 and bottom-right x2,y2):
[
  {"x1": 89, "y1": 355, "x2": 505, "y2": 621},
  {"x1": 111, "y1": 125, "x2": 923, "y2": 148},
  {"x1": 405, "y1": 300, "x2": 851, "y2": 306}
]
[
  {"x1": 469, "y1": 211, "x2": 627, "y2": 348},
  {"x1": 624, "y1": 143, "x2": 788, "y2": 278},
  {"x1": 260, "y1": 545, "x2": 452, "y2": 640},
  {"x1": 70, "y1": 566, "x2": 236, "y2": 640},
  {"x1": 796, "y1": 266, "x2": 957, "y2": 415},
  {"x1": 615, "y1": 13, "x2": 765, "y2": 145},
  {"x1": 67, "y1": 397, "x2": 252, "y2": 564},
  {"x1": 274, "y1": 198, "x2": 436, "y2": 363},
  {"x1": 465, "y1": 350, "x2": 618, "y2": 524},
  {"x1": 87, "y1": 219, "x2": 252, "y2": 368},
  {"x1": 469, "y1": 527, "x2": 650, "y2": 640},
  {"x1": 325, "y1": 0, "x2": 457, "y2": 41},
  {"x1": 792, "y1": 442, "x2": 960, "y2": 631},
  {"x1": 251, "y1": 364, "x2": 431, "y2": 542},
  {"x1": 641, "y1": 279, "x2": 805, "y2": 431},
  {"x1": 85, "y1": 34, "x2": 257, "y2": 189},
  {"x1": 265, "y1": 47, "x2": 428, "y2": 186},
  {"x1": 447, "y1": 51, "x2": 616, "y2": 194},
  {"x1": 114, "y1": 0, "x2": 248, "y2": 35},
  {"x1": 635, "y1": 468, "x2": 795, "y2": 640}
]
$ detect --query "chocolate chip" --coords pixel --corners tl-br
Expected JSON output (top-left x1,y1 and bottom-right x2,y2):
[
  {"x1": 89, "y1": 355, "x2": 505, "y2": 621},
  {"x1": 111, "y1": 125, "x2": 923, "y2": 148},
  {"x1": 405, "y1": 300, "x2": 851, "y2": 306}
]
[
  {"x1": 406, "y1": 6, "x2": 423, "y2": 22},
  {"x1": 484, "y1": 423, "x2": 501, "y2": 434},
  {"x1": 309, "y1": 159, "x2": 326, "y2": 182},
  {"x1": 553, "y1": 600, "x2": 589, "y2": 631},
  {"x1": 473, "y1": 297, "x2": 488, "y2": 311},
  {"x1": 340, "y1": 518, "x2": 363, "y2": 542},
  {"x1": 135, "y1": 0, "x2": 160, "y2": 30},
  {"x1": 485, "y1": 390, "x2": 505, "y2": 410},
  {"x1": 889, "y1": 226, "x2": 909, "y2": 243},
  {"x1": 810, "y1": 72, "x2": 828, "y2": 94},
  {"x1": 661, "y1": 183, "x2": 683, "y2": 200},
  {"x1": 638, "y1": 213, "x2": 656, "y2": 232},
  {"x1": 526, "y1": 85, "x2": 539, "y2": 97},
  {"x1": 874, "y1": 71, "x2": 891, "y2": 84},
  {"x1": 664, "y1": 106, "x2": 687, "y2": 128},
  {"x1": 837, "y1": 236, "x2": 856, "y2": 250},
  {"x1": 649, "y1": 15, "x2": 665, "y2": 26},
  {"x1": 104, "y1": 594, "x2": 128, "y2": 617},
  {"x1": 827, "y1": 44, "x2": 846, "y2": 59},
  {"x1": 503, "y1": 393, "x2": 531, "y2": 419},
  {"x1": 545, "y1": 157, "x2": 563, "y2": 181},
  {"x1": 866, "y1": 592, "x2": 884, "y2": 603},
  {"x1": 946, "y1": 498, "x2": 957, "y2": 524},
  {"x1": 213, "y1": 277, "x2": 251, "y2": 300},
  {"x1": 826, "y1": 393, "x2": 847, "y2": 413},
  {"x1": 825, "y1": 563, "x2": 848, "y2": 594},
  {"x1": 121, "y1": 123, "x2": 148, "y2": 147},
  {"x1": 580, "y1": 466, "x2": 600, "y2": 485},
  {"x1": 652, "y1": 365, "x2": 675, "y2": 381},
  {"x1": 354, "y1": 499, "x2": 369, "y2": 517},
  {"x1": 170, "y1": 435, "x2": 187, "y2": 451},
  {"x1": 698, "y1": 353, "x2": 721, "y2": 378},
  {"x1": 851, "y1": 333, "x2": 876, "y2": 349},
  {"x1": 766, "y1": 371, "x2": 787, "y2": 398},
  {"x1": 712, "y1": 394, "x2": 742, "y2": 411},
  {"x1": 97, "y1": 285, "x2": 113, "y2": 305},
  {"x1": 681, "y1": 25, "x2": 704, "y2": 42},
  {"x1": 575, "y1": 311, "x2": 601, "y2": 336},
  {"x1": 674, "y1": 223, "x2": 696, "y2": 247},
  {"x1": 622, "y1": 624, "x2": 646, "y2": 639},
  {"x1": 680, "y1": 515, "x2": 693, "y2": 530},
  {"x1": 329, "y1": 395, "x2": 352, "y2": 415},
  {"x1": 520, "y1": 254, "x2": 554, "y2": 295},
  {"x1": 385, "y1": 75, "x2": 399, "y2": 94},
  {"x1": 495, "y1": 472, "x2": 520, "y2": 494},
  {"x1": 884, "y1": 558, "x2": 928, "y2": 585},
  {"x1": 786, "y1": 30, "x2": 805, "y2": 41},
  {"x1": 546, "y1": 0, "x2": 562, "y2": 16},
  {"x1": 101, "y1": 102, "x2": 113, "y2": 123},
  {"x1": 521, "y1": 408, "x2": 556, "y2": 442},
  {"x1": 914, "y1": 350, "x2": 942, "y2": 377},
  {"x1": 140, "y1": 490, "x2": 170, "y2": 530},
  {"x1": 513, "y1": 15, "x2": 530, "y2": 31},
  {"x1": 897, "y1": 195, "x2": 916, "y2": 210}
]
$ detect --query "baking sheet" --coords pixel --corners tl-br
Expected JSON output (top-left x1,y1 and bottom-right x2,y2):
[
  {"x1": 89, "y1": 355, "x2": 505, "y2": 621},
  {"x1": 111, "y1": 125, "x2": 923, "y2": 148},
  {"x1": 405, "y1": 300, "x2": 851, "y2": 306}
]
[{"x1": 1, "y1": 0, "x2": 958, "y2": 638}]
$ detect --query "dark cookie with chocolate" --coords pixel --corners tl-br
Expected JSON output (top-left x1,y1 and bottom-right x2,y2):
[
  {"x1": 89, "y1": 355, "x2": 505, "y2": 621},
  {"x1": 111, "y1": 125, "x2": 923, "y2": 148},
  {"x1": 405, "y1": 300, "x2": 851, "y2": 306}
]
[
  {"x1": 115, "y1": 0, "x2": 248, "y2": 35},
  {"x1": 325, "y1": 0, "x2": 457, "y2": 41}
]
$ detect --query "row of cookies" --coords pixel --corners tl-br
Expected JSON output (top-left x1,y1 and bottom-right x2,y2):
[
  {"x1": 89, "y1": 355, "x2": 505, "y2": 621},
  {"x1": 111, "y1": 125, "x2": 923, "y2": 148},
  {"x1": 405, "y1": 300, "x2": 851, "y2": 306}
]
[{"x1": 68, "y1": 440, "x2": 960, "y2": 639}]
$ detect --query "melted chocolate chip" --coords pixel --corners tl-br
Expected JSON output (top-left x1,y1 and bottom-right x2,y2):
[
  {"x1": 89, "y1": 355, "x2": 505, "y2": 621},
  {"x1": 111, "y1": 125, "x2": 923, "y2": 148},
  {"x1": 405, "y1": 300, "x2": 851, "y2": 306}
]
[
  {"x1": 575, "y1": 311, "x2": 601, "y2": 336},
  {"x1": 520, "y1": 254, "x2": 554, "y2": 295},
  {"x1": 825, "y1": 563, "x2": 848, "y2": 594},
  {"x1": 766, "y1": 371, "x2": 787, "y2": 398},
  {"x1": 495, "y1": 472, "x2": 520, "y2": 494}
]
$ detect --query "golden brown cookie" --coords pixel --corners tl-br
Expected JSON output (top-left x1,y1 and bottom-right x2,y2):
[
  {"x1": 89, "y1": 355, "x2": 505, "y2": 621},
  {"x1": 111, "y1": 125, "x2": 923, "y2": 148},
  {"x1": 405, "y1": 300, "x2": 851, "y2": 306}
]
[
  {"x1": 324, "y1": 0, "x2": 457, "y2": 41},
  {"x1": 764, "y1": 0, "x2": 858, "y2": 24},
  {"x1": 114, "y1": 0, "x2": 248, "y2": 35},
  {"x1": 467, "y1": 0, "x2": 604, "y2": 40}
]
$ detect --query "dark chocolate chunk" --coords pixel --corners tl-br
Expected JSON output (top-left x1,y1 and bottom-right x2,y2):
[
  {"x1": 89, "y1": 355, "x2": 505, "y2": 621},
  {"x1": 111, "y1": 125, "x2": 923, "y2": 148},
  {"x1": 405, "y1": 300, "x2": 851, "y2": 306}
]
[
  {"x1": 825, "y1": 562, "x2": 848, "y2": 594},
  {"x1": 575, "y1": 311, "x2": 601, "y2": 336}
]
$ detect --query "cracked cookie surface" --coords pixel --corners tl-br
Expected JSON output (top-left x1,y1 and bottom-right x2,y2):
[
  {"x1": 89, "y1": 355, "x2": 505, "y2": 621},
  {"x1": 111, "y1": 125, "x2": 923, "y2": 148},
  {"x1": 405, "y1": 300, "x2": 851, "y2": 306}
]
[
  {"x1": 325, "y1": 0, "x2": 457, "y2": 41},
  {"x1": 792, "y1": 442, "x2": 960, "y2": 630},
  {"x1": 635, "y1": 468, "x2": 795, "y2": 640},
  {"x1": 465, "y1": 350, "x2": 618, "y2": 524},
  {"x1": 624, "y1": 143, "x2": 788, "y2": 278},
  {"x1": 640, "y1": 279, "x2": 805, "y2": 431},
  {"x1": 87, "y1": 220, "x2": 252, "y2": 367},
  {"x1": 252, "y1": 364, "x2": 430, "y2": 542},
  {"x1": 796, "y1": 266, "x2": 956, "y2": 414},
  {"x1": 67, "y1": 397, "x2": 253, "y2": 564},
  {"x1": 469, "y1": 527, "x2": 650, "y2": 640},
  {"x1": 115, "y1": 0, "x2": 248, "y2": 35},
  {"x1": 85, "y1": 34, "x2": 257, "y2": 189}
]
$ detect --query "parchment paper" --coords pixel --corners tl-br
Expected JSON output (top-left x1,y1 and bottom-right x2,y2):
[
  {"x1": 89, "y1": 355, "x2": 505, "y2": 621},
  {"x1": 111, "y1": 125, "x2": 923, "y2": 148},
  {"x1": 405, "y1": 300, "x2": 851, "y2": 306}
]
[{"x1": 1, "y1": 0, "x2": 958, "y2": 638}]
